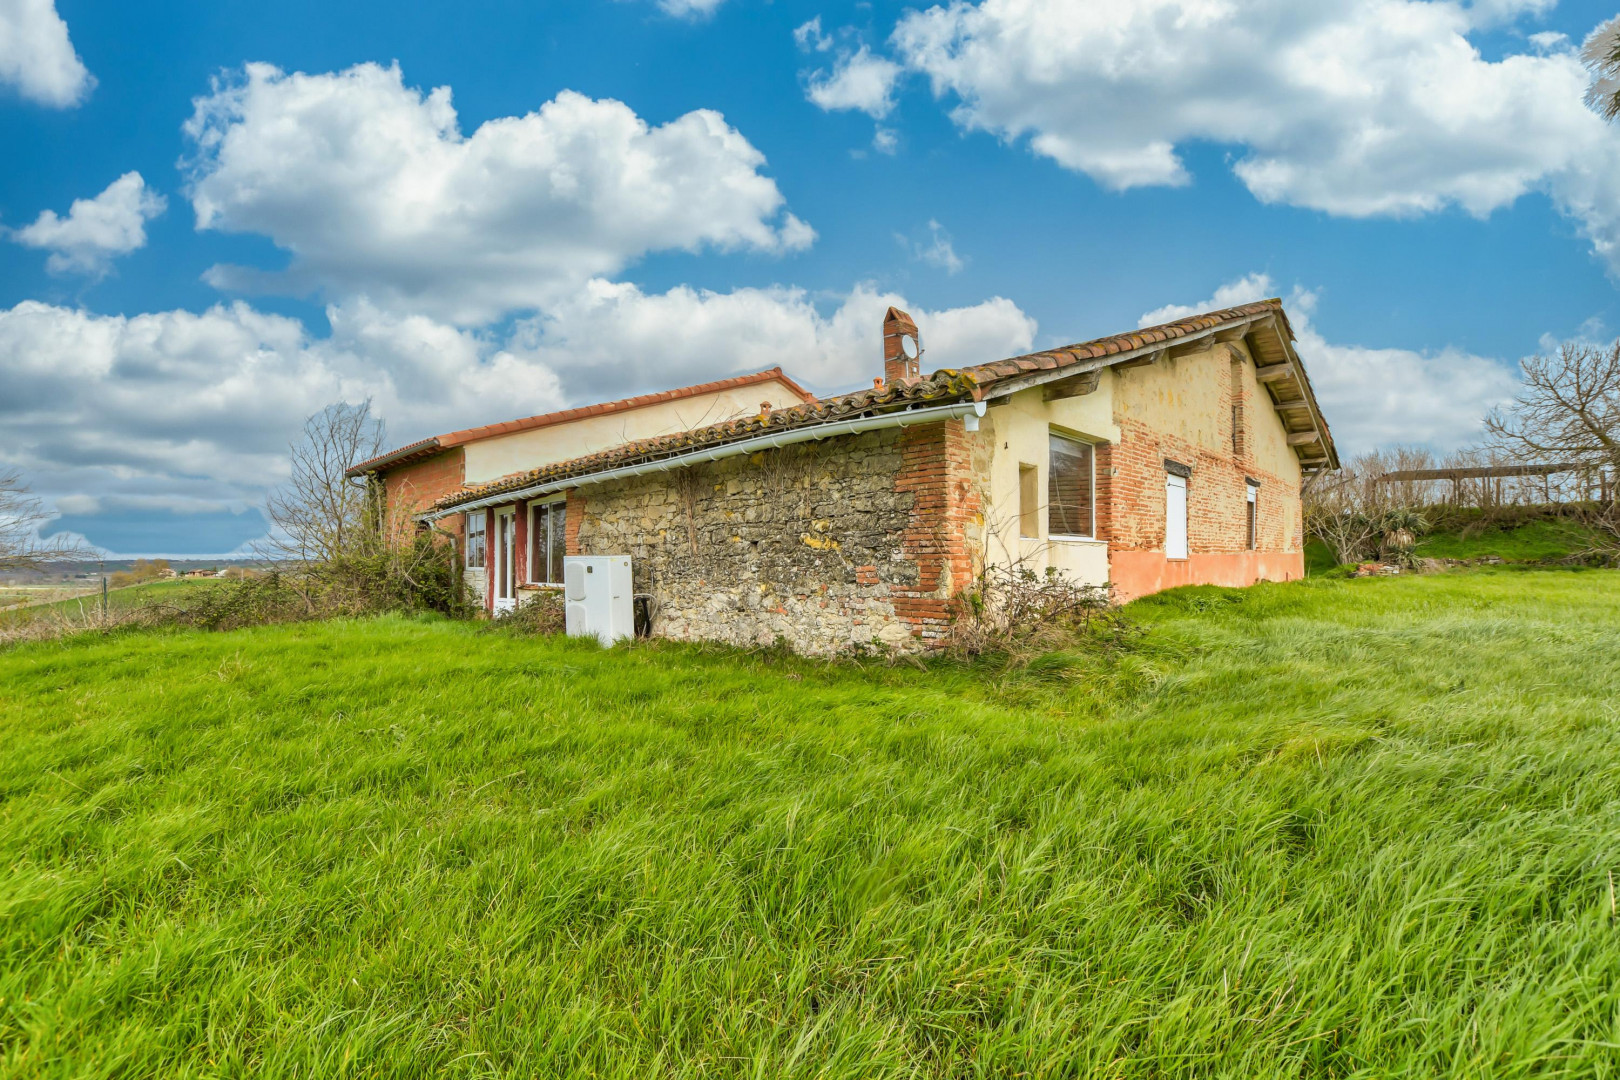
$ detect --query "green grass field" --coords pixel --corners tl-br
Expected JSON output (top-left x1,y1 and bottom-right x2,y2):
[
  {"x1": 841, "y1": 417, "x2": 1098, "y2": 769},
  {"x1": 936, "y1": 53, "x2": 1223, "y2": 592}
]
[
  {"x1": 1413, "y1": 517, "x2": 1599, "y2": 563},
  {"x1": 0, "y1": 587, "x2": 78, "y2": 610},
  {"x1": 1305, "y1": 512, "x2": 1602, "y2": 574},
  {"x1": 3, "y1": 570, "x2": 1620, "y2": 1077},
  {"x1": 0, "y1": 578, "x2": 224, "y2": 628}
]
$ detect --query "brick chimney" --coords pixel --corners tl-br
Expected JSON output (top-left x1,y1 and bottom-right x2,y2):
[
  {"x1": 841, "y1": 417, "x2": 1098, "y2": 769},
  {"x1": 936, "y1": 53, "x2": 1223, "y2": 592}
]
[{"x1": 883, "y1": 306, "x2": 920, "y2": 386}]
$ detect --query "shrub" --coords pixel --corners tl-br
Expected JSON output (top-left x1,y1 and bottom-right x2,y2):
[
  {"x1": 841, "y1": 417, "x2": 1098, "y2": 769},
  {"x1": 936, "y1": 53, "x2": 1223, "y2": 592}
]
[
  {"x1": 946, "y1": 564, "x2": 1131, "y2": 661},
  {"x1": 109, "y1": 558, "x2": 171, "y2": 588},
  {"x1": 492, "y1": 589, "x2": 567, "y2": 636},
  {"x1": 1, "y1": 532, "x2": 473, "y2": 647}
]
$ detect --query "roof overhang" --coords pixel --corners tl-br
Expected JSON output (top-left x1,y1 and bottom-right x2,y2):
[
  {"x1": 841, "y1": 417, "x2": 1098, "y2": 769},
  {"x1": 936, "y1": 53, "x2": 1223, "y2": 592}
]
[
  {"x1": 343, "y1": 367, "x2": 813, "y2": 481},
  {"x1": 344, "y1": 437, "x2": 444, "y2": 479},
  {"x1": 976, "y1": 305, "x2": 1338, "y2": 473},
  {"x1": 407, "y1": 299, "x2": 1337, "y2": 517},
  {"x1": 419, "y1": 399, "x2": 987, "y2": 521}
]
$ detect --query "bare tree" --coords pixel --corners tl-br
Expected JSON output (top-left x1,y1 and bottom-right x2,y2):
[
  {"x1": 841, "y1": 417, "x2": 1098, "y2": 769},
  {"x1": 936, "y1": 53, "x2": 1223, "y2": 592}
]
[
  {"x1": 1585, "y1": 16, "x2": 1620, "y2": 123},
  {"x1": 262, "y1": 401, "x2": 385, "y2": 564},
  {"x1": 1372, "y1": 445, "x2": 1441, "y2": 509},
  {"x1": 0, "y1": 470, "x2": 86, "y2": 573},
  {"x1": 1485, "y1": 340, "x2": 1620, "y2": 553},
  {"x1": 1485, "y1": 342, "x2": 1620, "y2": 469},
  {"x1": 1303, "y1": 454, "x2": 1395, "y2": 566}
]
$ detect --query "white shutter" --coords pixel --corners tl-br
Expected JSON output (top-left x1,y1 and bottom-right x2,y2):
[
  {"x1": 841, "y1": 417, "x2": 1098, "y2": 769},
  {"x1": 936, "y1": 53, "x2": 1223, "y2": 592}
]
[{"x1": 1165, "y1": 473, "x2": 1188, "y2": 559}]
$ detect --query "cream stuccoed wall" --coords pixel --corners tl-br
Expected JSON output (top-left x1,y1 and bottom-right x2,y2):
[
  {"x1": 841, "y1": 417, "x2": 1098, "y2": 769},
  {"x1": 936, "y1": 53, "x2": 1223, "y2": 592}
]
[
  {"x1": 1112, "y1": 341, "x2": 1303, "y2": 545},
  {"x1": 461, "y1": 378, "x2": 809, "y2": 484},
  {"x1": 1230, "y1": 347, "x2": 1305, "y2": 540},
  {"x1": 979, "y1": 377, "x2": 1119, "y2": 587},
  {"x1": 1112, "y1": 345, "x2": 1229, "y2": 455}
]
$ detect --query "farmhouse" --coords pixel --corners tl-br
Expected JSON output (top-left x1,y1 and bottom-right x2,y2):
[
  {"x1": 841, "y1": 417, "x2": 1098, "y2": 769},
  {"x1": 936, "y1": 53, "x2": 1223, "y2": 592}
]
[{"x1": 348, "y1": 298, "x2": 1337, "y2": 653}]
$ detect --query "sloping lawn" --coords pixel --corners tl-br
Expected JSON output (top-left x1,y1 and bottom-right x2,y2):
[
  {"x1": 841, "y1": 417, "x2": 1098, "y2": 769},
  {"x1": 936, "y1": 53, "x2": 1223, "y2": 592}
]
[
  {"x1": 2, "y1": 570, "x2": 1619, "y2": 1077},
  {"x1": 1414, "y1": 517, "x2": 1600, "y2": 563},
  {"x1": 1306, "y1": 514, "x2": 1602, "y2": 573},
  {"x1": 0, "y1": 579, "x2": 225, "y2": 628}
]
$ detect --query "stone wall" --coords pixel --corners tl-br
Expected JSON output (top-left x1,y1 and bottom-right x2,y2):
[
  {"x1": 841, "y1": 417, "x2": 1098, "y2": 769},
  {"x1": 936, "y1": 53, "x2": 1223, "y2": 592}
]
[{"x1": 569, "y1": 423, "x2": 980, "y2": 654}]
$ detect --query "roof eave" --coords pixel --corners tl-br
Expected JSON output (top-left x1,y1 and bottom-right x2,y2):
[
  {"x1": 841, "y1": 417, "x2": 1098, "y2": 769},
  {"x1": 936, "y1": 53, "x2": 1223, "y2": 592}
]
[
  {"x1": 344, "y1": 437, "x2": 443, "y2": 479},
  {"x1": 1261, "y1": 319, "x2": 1339, "y2": 473},
  {"x1": 974, "y1": 303, "x2": 1338, "y2": 473},
  {"x1": 420, "y1": 398, "x2": 987, "y2": 520},
  {"x1": 977, "y1": 309, "x2": 1279, "y2": 402}
]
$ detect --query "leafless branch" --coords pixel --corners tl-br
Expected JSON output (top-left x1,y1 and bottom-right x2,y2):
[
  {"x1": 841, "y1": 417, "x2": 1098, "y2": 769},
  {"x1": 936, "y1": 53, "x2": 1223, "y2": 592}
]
[
  {"x1": 259, "y1": 401, "x2": 386, "y2": 565},
  {"x1": 1480, "y1": 340, "x2": 1620, "y2": 558},
  {"x1": 1485, "y1": 341, "x2": 1620, "y2": 469},
  {"x1": 0, "y1": 469, "x2": 88, "y2": 573}
]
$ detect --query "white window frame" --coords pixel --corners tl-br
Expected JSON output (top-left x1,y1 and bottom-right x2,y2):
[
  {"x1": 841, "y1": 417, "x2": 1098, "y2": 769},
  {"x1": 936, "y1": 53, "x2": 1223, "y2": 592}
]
[
  {"x1": 1165, "y1": 471, "x2": 1189, "y2": 560},
  {"x1": 465, "y1": 510, "x2": 487, "y2": 569},
  {"x1": 1246, "y1": 480, "x2": 1259, "y2": 551},
  {"x1": 526, "y1": 496, "x2": 568, "y2": 587},
  {"x1": 493, "y1": 506, "x2": 517, "y2": 611},
  {"x1": 1047, "y1": 430, "x2": 1097, "y2": 542}
]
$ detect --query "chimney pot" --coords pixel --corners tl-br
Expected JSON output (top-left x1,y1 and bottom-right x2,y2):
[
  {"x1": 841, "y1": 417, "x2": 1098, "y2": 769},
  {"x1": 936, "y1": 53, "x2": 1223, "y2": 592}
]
[{"x1": 882, "y1": 306, "x2": 921, "y2": 386}]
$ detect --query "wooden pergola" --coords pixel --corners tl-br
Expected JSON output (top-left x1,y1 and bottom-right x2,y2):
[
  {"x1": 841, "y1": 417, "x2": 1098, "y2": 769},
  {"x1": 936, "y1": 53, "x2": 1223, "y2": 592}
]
[{"x1": 1375, "y1": 462, "x2": 1608, "y2": 504}]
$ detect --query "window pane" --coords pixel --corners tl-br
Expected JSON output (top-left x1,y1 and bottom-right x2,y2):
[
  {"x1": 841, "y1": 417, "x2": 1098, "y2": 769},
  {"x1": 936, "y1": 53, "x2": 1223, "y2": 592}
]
[
  {"x1": 1048, "y1": 435, "x2": 1093, "y2": 537},
  {"x1": 528, "y1": 505, "x2": 541, "y2": 581},
  {"x1": 466, "y1": 512, "x2": 486, "y2": 568},
  {"x1": 548, "y1": 501, "x2": 566, "y2": 583}
]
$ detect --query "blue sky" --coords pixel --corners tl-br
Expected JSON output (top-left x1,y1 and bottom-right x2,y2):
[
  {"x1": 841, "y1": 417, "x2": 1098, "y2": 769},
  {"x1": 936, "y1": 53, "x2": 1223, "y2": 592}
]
[{"x1": 4, "y1": 0, "x2": 1619, "y2": 556}]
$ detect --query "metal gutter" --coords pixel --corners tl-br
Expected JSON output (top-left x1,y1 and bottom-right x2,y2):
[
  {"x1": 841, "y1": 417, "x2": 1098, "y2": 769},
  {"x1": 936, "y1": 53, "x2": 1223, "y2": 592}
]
[{"x1": 419, "y1": 399, "x2": 988, "y2": 522}]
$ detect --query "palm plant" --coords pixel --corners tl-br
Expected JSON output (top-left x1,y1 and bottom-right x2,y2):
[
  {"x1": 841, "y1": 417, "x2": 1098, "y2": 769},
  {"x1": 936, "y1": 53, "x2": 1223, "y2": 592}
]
[
  {"x1": 1379, "y1": 507, "x2": 1429, "y2": 565},
  {"x1": 1586, "y1": 17, "x2": 1620, "y2": 123}
]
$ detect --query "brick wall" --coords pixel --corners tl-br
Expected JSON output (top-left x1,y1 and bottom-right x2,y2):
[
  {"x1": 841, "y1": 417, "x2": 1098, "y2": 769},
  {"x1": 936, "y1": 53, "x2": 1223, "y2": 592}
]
[
  {"x1": 1105, "y1": 344, "x2": 1304, "y2": 598},
  {"x1": 1107, "y1": 417, "x2": 1295, "y2": 553},
  {"x1": 890, "y1": 420, "x2": 984, "y2": 645},
  {"x1": 382, "y1": 449, "x2": 466, "y2": 536}
]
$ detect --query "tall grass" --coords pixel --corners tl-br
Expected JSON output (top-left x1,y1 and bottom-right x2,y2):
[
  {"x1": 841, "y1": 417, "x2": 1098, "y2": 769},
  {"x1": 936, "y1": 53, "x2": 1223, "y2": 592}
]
[{"x1": 2, "y1": 571, "x2": 1619, "y2": 1077}]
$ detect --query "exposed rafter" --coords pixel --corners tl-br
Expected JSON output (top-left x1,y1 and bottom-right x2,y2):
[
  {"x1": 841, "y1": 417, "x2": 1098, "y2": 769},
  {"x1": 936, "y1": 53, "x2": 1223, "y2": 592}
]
[{"x1": 1042, "y1": 370, "x2": 1103, "y2": 401}]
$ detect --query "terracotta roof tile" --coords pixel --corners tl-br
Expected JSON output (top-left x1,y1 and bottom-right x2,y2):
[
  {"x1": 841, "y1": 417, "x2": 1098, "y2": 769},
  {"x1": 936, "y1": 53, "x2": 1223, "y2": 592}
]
[
  {"x1": 425, "y1": 297, "x2": 1335, "y2": 514},
  {"x1": 346, "y1": 367, "x2": 815, "y2": 477}
]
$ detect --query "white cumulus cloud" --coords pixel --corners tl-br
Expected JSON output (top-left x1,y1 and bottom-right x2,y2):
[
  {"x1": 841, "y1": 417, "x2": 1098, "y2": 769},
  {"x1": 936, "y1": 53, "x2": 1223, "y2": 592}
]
[
  {"x1": 10, "y1": 172, "x2": 166, "y2": 276},
  {"x1": 654, "y1": 0, "x2": 726, "y2": 17},
  {"x1": 0, "y1": 281, "x2": 1034, "y2": 538},
  {"x1": 805, "y1": 45, "x2": 904, "y2": 119},
  {"x1": 1140, "y1": 273, "x2": 1520, "y2": 454},
  {"x1": 182, "y1": 62, "x2": 814, "y2": 324},
  {"x1": 0, "y1": 0, "x2": 93, "y2": 107},
  {"x1": 896, "y1": 219, "x2": 965, "y2": 274},
  {"x1": 512, "y1": 278, "x2": 1034, "y2": 400},
  {"x1": 893, "y1": 0, "x2": 1620, "y2": 270}
]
